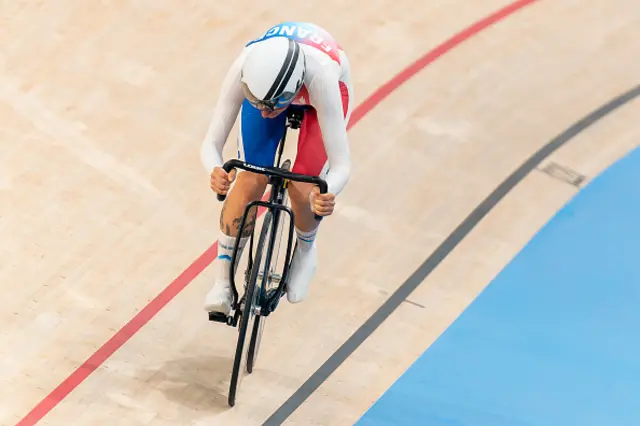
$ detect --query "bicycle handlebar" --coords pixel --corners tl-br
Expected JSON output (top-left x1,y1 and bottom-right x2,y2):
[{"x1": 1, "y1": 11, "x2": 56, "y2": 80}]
[{"x1": 215, "y1": 159, "x2": 328, "y2": 220}]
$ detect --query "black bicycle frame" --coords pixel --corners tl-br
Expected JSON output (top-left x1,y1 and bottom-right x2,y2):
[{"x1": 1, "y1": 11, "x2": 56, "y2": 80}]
[{"x1": 227, "y1": 182, "x2": 295, "y2": 315}]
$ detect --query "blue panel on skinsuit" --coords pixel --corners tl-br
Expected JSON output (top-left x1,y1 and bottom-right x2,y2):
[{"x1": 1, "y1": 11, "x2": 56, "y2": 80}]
[{"x1": 356, "y1": 146, "x2": 640, "y2": 426}]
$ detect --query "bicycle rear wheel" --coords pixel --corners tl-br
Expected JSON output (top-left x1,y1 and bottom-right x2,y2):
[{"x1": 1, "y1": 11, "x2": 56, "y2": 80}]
[{"x1": 228, "y1": 211, "x2": 272, "y2": 407}]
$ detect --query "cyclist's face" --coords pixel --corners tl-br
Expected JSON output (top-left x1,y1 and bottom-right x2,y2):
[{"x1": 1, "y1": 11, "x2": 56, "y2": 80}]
[{"x1": 241, "y1": 81, "x2": 290, "y2": 118}]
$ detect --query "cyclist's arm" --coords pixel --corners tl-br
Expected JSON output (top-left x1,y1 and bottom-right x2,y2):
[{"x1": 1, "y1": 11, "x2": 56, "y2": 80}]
[
  {"x1": 309, "y1": 71, "x2": 352, "y2": 195},
  {"x1": 200, "y1": 49, "x2": 247, "y2": 173}
]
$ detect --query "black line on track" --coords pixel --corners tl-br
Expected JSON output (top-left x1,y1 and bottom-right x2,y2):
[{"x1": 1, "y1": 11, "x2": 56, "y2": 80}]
[{"x1": 263, "y1": 84, "x2": 640, "y2": 425}]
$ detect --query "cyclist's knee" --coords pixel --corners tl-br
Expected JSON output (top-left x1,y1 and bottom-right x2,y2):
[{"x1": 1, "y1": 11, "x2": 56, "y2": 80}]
[
  {"x1": 288, "y1": 182, "x2": 313, "y2": 211},
  {"x1": 233, "y1": 171, "x2": 269, "y2": 202},
  {"x1": 288, "y1": 182, "x2": 320, "y2": 232}
]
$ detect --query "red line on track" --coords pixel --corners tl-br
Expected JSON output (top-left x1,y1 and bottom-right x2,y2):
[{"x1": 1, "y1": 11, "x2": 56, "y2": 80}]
[{"x1": 15, "y1": 1, "x2": 538, "y2": 424}]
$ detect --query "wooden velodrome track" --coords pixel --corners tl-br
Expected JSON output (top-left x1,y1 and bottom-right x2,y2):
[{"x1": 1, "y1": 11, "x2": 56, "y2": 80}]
[{"x1": 2, "y1": 0, "x2": 639, "y2": 425}]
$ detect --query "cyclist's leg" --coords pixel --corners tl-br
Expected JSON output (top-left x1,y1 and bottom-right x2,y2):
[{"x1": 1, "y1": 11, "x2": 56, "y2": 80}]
[
  {"x1": 285, "y1": 81, "x2": 352, "y2": 303},
  {"x1": 205, "y1": 99, "x2": 287, "y2": 313}
]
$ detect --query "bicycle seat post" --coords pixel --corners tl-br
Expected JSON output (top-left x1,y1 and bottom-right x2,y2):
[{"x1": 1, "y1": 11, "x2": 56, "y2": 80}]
[{"x1": 287, "y1": 108, "x2": 304, "y2": 129}]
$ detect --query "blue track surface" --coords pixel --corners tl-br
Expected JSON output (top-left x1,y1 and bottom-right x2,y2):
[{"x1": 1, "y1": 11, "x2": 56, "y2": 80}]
[{"x1": 357, "y1": 146, "x2": 640, "y2": 426}]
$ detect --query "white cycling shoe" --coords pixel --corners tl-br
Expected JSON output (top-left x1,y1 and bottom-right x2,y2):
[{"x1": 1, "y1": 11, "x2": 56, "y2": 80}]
[
  {"x1": 204, "y1": 280, "x2": 232, "y2": 315},
  {"x1": 286, "y1": 244, "x2": 317, "y2": 303},
  {"x1": 205, "y1": 243, "x2": 317, "y2": 311}
]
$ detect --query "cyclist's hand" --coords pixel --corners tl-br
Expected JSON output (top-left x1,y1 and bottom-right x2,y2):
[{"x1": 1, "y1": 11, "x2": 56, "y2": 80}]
[
  {"x1": 210, "y1": 166, "x2": 236, "y2": 195},
  {"x1": 309, "y1": 186, "x2": 335, "y2": 216}
]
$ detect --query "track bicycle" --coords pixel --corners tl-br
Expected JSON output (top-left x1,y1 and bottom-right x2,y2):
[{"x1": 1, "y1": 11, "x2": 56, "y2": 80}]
[{"x1": 208, "y1": 107, "x2": 327, "y2": 407}]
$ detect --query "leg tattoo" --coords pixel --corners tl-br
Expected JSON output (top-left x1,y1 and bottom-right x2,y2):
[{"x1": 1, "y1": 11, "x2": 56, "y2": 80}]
[
  {"x1": 234, "y1": 207, "x2": 257, "y2": 238},
  {"x1": 240, "y1": 208, "x2": 257, "y2": 238},
  {"x1": 220, "y1": 204, "x2": 257, "y2": 238}
]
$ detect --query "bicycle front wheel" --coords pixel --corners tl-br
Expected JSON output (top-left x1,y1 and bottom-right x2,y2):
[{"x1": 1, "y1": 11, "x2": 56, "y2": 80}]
[
  {"x1": 228, "y1": 211, "x2": 273, "y2": 407},
  {"x1": 247, "y1": 178, "x2": 290, "y2": 374}
]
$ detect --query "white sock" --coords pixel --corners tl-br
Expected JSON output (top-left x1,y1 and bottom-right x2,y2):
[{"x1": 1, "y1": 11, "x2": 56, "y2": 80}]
[
  {"x1": 295, "y1": 226, "x2": 318, "y2": 252},
  {"x1": 216, "y1": 232, "x2": 249, "y2": 283}
]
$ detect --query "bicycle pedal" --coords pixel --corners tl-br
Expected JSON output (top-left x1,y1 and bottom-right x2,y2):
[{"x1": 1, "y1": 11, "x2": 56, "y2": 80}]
[{"x1": 208, "y1": 312, "x2": 229, "y2": 324}]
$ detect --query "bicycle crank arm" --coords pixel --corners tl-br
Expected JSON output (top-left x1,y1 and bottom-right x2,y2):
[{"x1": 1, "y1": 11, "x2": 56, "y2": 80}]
[{"x1": 258, "y1": 271, "x2": 282, "y2": 285}]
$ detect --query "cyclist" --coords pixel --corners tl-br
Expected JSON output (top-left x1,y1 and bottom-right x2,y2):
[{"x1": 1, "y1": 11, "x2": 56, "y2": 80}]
[{"x1": 201, "y1": 22, "x2": 354, "y2": 315}]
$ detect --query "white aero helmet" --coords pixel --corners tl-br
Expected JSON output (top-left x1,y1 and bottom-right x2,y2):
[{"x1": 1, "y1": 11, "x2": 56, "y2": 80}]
[{"x1": 241, "y1": 36, "x2": 306, "y2": 111}]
